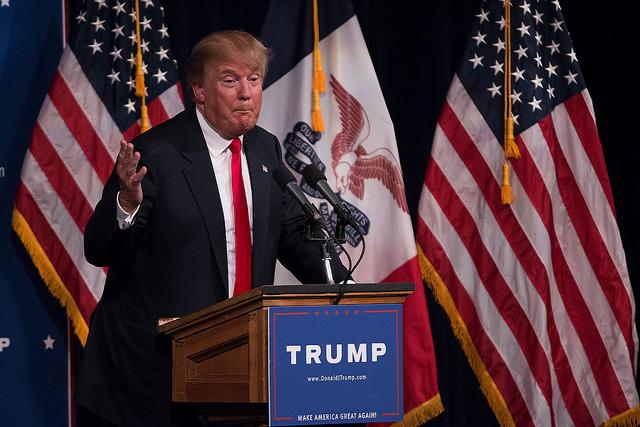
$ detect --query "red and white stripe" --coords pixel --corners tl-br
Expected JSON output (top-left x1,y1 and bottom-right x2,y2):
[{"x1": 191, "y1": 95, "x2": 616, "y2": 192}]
[
  {"x1": 15, "y1": 46, "x2": 183, "y2": 328},
  {"x1": 418, "y1": 74, "x2": 638, "y2": 426}
]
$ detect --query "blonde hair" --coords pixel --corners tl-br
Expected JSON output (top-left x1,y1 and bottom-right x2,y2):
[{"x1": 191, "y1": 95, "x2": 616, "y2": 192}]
[{"x1": 186, "y1": 30, "x2": 271, "y2": 85}]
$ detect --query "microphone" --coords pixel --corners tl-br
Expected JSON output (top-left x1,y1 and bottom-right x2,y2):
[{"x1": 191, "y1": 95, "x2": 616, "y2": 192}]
[
  {"x1": 302, "y1": 164, "x2": 358, "y2": 228},
  {"x1": 303, "y1": 164, "x2": 365, "y2": 288},
  {"x1": 273, "y1": 166, "x2": 322, "y2": 223}
]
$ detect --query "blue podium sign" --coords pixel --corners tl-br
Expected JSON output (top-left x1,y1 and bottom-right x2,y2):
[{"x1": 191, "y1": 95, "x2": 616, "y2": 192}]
[{"x1": 268, "y1": 304, "x2": 403, "y2": 425}]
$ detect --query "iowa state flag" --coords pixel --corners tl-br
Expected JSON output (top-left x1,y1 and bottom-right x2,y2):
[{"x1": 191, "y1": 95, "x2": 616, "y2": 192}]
[{"x1": 259, "y1": 1, "x2": 442, "y2": 425}]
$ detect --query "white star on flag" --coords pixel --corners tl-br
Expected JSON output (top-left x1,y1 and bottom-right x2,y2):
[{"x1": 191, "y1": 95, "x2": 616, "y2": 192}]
[
  {"x1": 156, "y1": 47, "x2": 169, "y2": 61},
  {"x1": 511, "y1": 90, "x2": 522, "y2": 104},
  {"x1": 564, "y1": 71, "x2": 578, "y2": 85},
  {"x1": 531, "y1": 74, "x2": 544, "y2": 89},
  {"x1": 107, "y1": 69, "x2": 120, "y2": 84},
  {"x1": 140, "y1": 17, "x2": 152, "y2": 31},
  {"x1": 490, "y1": 60, "x2": 504, "y2": 75},
  {"x1": 124, "y1": 99, "x2": 136, "y2": 113},
  {"x1": 91, "y1": 17, "x2": 106, "y2": 32},
  {"x1": 153, "y1": 68, "x2": 167, "y2": 83},
  {"x1": 472, "y1": 31, "x2": 487, "y2": 46},
  {"x1": 158, "y1": 24, "x2": 169, "y2": 38},
  {"x1": 551, "y1": 18, "x2": 564, "y2": 32},
  {"x1": 517, "y1": 22, "x2": 530, "y2": 37},
  {"x1": 476, "y1": 9, "x2": 489, "y2": 23},
  {"x1": 514, "y1": 44, "x2": 528, "y2": 59},
  {"x1": 512, "y1": 66, "x2": 526, "y2": 81},
  {"x1": 487, "y1": 82, "x2": 502, "y2": 98},
  {"x1": 88, "y1": 39, "x2": 103, "y2": 54},
  {"x1": 528, "y1": 95, "x2": 542, "y2": 111},
  {"x1": 547, "y1": 40, "x2": 561, "y2": 55},
  {"x1": 112, "y1": 24, "x2": 125, "y2": 38},
  {"x1": 469, "y1": 53, "x2": 483, "y2": 68},
  {"x1": 112, "y1": 1, "x2": 126, "y2": 15},
  {"x1": 109, "y1": 48, "x2": 123, "y2": 60}
]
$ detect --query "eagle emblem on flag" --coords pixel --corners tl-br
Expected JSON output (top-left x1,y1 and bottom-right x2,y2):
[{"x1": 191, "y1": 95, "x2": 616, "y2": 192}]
[{"x1": 329, "y1": 74, "x2": 408, "y2": 213}]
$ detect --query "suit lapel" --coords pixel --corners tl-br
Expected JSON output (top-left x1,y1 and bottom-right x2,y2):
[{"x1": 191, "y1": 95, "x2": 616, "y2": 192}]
[
  {"x1": 244, "y1": 130, "x2": 270, "y2": 285},
  {"x1": 180, "y1": 109, "x2": 229, "y2": 296}
]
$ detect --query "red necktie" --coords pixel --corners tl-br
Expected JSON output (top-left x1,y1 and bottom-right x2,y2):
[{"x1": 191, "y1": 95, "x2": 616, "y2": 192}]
[{"x1": 229, "y1": 138, "x2": 252, "y2": 296}]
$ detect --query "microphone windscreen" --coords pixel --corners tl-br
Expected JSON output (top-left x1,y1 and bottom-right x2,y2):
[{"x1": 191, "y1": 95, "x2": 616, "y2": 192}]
[
  {"x1": 302, "y1": 164, "x2": 326, "y2": 190},
  {"x1": 273, "y1": 165, "x2": 296, "y2": 189}
]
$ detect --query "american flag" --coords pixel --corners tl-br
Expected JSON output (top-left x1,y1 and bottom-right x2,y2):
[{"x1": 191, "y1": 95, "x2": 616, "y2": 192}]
[
  {"x1": 12, "y1": 0, "x2": 183, "y2": 345},
  {"x1": 417, "y1": 0, "x2": 639, "y2": 425}
]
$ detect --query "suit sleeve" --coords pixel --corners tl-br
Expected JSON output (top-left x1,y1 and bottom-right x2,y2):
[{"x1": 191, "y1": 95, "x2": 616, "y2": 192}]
[{"x1": 84, "y1": 152, "x2": 156, "y2": 267}]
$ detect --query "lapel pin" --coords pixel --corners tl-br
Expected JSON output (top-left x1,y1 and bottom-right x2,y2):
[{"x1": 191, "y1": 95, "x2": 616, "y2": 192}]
[{"x1": 262, "y1": 164, "x2": 268, "y2": 173}]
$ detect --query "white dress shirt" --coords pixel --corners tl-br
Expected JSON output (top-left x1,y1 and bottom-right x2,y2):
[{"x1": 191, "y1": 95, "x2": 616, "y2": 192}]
[{"x1": 117, "y1": 107, "x2": 253, "y2": 297}]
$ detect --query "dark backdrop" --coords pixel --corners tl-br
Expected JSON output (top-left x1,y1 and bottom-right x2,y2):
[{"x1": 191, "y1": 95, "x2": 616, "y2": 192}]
[{"x1": 68, "y1": 1, "x2": 639, "y2": 425}]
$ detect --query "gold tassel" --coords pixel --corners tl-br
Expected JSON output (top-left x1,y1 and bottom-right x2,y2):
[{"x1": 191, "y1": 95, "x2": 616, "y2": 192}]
[
  {"x1": 313, "y1": 49, "x2": 326, "y2": 92},
  {"x1": 135, "y1": 52, "x2": 145, "y2": 97},
  {"x1": 504, "y1": 117, "x2": 520, "y2": 159},
  {"x1": 501, "y1": 160, "x2": 514, "y2": 205},
  {"x1": 134, "y1": 0, "x2": 150, "y2": 132},
  {"x1": 140, "y1": 103, "x2": 150, "y2": 133},
  {"x1": 311, "y1": 89, "x2": 324, "y2": 132},
  {"x1": 134, "y1": 0, "x2": 145, "y2": 97},
  {"x1": 310, "y1": 0, "x2": 325, "y2": 132}
]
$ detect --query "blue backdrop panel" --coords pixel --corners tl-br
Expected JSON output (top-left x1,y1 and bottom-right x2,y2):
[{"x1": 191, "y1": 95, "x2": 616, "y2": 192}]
[{"x1": 0, "y1": 1, "x2": 69, "y2": 426}]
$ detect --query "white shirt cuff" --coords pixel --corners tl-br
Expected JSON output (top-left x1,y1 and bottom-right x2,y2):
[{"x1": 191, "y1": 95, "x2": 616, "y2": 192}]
[{"x1": 116, "y1": 191, "x2": 140, "y2": 230}]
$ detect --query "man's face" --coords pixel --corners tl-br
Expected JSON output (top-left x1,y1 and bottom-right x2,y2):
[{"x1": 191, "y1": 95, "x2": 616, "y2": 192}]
[{"x1": 192, "y1": 60, "x2": 263, "y2": 139}]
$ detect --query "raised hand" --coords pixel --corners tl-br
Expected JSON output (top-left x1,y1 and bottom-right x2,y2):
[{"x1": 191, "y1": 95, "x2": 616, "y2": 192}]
[{"x1": 116, "y1": 140, "x2": 147, "y2": 214}]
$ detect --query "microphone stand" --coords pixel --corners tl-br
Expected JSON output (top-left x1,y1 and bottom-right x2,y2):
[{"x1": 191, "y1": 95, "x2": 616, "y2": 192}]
[
  {"x1": 320, "y1": 242, "x2": 335, "y2": 285},
  {"x1": 303, "y1": 222, "x2": 335, "y2": 285},
  {"x1": 331, "y1": 217, "x2": 353, "y2": 304},
  {"x1": 334, "y1": 217, "x2": 347, "y2": 244}
]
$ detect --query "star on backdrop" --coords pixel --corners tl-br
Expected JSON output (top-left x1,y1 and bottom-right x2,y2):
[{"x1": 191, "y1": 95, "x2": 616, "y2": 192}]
[{"x1": 43, "y1": 335, "x2": 55, "y2": 350}]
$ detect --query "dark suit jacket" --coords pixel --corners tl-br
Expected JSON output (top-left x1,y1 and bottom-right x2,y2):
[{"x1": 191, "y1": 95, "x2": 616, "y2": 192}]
[{"x1": 76, "y1": 108, "x2": 346, "y2": 426}]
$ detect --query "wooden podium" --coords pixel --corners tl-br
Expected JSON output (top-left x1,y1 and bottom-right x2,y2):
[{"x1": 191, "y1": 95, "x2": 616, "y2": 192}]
[{"x1": 158, "y1": 283, "x2": 413, "y2": 425}]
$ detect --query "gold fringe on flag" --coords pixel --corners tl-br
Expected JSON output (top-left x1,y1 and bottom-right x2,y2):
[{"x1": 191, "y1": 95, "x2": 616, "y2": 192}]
[
  {"x1": 417, "y1": 243, "x2": 516, "y2": 427},
  {"x1": 602, "y1": 404, "x2": 640, "y2": 427},
  {"x1": 12, "y1": 208, "x2": 89, "y2": 345},
  {"x1": 390, "y1": 393, "x2": 444, "y2": 427},
  {"x1": 417, "y1": 239, "x2": 640, "y2": 426},
  {"x1": 134, "y1": 0, "x2": 150, "y2": 132},
  {"x1": 311, "y1": 0, "x2": 325, "y2": 132},
  {"x1": 501, "y1": 0, "x2": 518, "y2": 204}
]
